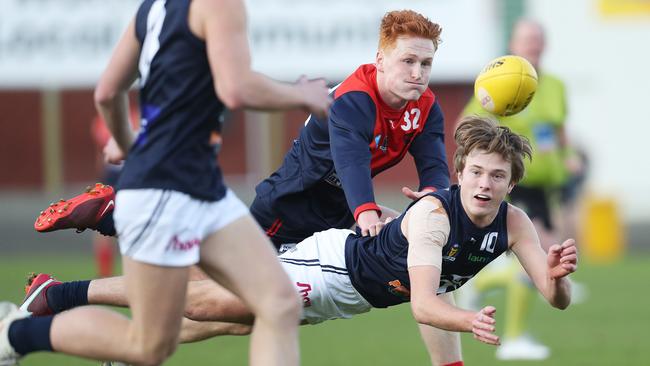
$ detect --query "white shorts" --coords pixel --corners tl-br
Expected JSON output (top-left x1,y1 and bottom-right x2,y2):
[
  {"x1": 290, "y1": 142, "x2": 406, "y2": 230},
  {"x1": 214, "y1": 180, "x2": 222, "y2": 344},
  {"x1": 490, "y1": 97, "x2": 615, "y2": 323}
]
[
  {"x1": 279, "y1": 228, "x2": 372, "y2": 324},
  {"x1": 115, "y1": 189, "x2": 249, "y2": 267}
]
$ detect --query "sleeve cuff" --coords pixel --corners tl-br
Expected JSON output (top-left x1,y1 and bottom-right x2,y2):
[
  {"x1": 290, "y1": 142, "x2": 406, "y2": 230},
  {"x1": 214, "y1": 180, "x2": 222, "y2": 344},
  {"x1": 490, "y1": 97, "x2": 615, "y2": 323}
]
[
  {"x1": 354, "y1": 202, "x2": 382, "y2": 222},
  {"x1": 420, "y1": 186, "x2": 438, "y2": 193}
]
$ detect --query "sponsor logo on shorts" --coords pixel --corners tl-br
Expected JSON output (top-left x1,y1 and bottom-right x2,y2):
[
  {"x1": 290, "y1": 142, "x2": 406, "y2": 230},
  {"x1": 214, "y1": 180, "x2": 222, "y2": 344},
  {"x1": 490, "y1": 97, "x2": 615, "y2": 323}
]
[
  {"x1": 165, "y1": 235, "x2": 200, "y2": 252},
  {"x1": 297, "y1": 282, "x2": 312, "y2": 307}
]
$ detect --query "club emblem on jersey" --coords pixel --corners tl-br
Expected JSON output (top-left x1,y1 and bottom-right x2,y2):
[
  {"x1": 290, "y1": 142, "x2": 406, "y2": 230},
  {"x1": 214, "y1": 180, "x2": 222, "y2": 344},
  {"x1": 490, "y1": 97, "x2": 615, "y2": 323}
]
[
  {"x1": 374, "y1": 134, "x2": 388, "y2": 153},
  {"x1": 443, "y1": 243, "x2": 461, "y2": 262},
  {"x1": 387, "y1": 280, "x2": 411, "y2": 300}
]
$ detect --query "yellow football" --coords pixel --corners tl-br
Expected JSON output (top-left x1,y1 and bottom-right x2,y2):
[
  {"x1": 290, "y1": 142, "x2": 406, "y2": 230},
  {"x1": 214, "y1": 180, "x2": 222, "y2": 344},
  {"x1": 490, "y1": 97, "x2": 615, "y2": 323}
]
[{"x1": 474, "y1": 55, "x2": 538, "y2": 116}]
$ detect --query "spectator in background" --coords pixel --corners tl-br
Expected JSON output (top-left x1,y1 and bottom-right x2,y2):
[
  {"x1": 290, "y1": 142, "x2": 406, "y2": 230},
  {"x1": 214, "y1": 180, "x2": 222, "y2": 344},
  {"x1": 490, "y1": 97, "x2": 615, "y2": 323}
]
[{"x1": 457, "y1": 18, "x2": 582, "y2": 361}]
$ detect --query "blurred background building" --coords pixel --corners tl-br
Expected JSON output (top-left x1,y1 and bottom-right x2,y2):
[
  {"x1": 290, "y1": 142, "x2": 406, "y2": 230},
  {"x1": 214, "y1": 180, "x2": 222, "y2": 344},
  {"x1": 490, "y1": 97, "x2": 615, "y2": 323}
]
[{"x1": 1, "y1": 0, "x2": 648, "y2": 257}]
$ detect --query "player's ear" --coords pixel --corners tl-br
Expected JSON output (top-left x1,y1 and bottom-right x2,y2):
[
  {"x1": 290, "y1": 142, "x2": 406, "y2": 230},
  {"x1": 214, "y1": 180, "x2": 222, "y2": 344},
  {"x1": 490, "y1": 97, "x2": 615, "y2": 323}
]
[
  {"x1": 376, "y1": 50, "x2": 384, "y2": 72},
  {"x1": 507, "y1": 182, "x2": 515, "y2": 194}
]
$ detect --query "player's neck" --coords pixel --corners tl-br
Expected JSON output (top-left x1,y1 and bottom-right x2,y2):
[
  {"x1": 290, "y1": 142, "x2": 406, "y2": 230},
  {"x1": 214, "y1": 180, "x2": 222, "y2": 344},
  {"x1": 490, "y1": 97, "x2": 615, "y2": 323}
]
[{"x1": 461, "y1": 199, "x2": 500, "y2": 228}]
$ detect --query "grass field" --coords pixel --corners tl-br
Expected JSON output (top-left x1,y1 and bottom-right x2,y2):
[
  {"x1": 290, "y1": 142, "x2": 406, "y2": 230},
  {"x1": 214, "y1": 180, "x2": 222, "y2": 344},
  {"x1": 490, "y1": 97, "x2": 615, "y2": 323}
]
[{"x1": 0, "y1": 254, "x2": 647, "y2": 365}]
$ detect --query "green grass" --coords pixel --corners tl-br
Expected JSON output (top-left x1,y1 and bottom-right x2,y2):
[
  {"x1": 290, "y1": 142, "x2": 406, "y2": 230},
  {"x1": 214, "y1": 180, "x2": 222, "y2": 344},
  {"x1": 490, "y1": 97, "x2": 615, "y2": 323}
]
[{"x1": 1, "y1": 254, "x2": 647, "y2": 365}]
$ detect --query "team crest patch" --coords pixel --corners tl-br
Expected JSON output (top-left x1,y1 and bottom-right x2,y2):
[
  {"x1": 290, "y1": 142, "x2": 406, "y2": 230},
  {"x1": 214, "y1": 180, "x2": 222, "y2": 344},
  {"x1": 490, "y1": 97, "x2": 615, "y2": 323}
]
[
  {"x1": 373, "y1": 134, "x2": 388, "y2": 152},
  {"x1": 443, "y1": 243, "x2": 461, "y2": 262}
]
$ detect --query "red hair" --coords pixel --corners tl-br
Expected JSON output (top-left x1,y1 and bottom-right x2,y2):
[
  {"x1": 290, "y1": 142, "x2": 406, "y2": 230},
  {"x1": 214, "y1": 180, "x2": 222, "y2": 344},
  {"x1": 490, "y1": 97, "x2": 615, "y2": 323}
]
[{"x1": 379, "y1": 10, "x2": 442, "y2": 51}]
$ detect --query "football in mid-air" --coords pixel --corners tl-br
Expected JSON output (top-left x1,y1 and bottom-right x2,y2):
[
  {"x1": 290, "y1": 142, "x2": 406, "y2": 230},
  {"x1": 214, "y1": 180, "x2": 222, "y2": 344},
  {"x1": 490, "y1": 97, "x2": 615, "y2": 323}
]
[{"x1": 474, "y1": 55, "x2": 538, "y2": 116}]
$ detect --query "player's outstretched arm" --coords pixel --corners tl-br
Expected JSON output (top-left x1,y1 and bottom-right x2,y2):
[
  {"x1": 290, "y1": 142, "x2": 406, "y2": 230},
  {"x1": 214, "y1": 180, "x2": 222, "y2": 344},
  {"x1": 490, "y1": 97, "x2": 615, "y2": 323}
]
[
  {"x1": 404, "y1": 197, "x2": 500, "y2": 345},
  {"x1": 509, "y1": 205, "x2": 577, "y2": 309},
  {"x1": 193, "y1": 0, "x2": 331, "y2": 118}
]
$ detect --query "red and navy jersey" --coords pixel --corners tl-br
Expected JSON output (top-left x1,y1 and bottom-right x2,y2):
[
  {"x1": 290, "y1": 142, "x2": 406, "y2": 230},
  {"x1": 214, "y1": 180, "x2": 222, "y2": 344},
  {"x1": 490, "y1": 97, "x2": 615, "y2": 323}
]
[
  {"x1": 345, "y1": 185, "x2": 509, "y2": 308},
  {"x1": 117, "y1": 0, "x2": 226, "y2": 201},
  {"x1": 253, "y1": 64, "x2": 449, "y2": 240}
]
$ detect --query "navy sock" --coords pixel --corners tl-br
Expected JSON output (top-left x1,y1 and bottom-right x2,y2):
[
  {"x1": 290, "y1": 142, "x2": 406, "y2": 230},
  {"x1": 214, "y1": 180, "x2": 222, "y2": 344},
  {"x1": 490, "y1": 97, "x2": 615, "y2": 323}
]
[
  {"x1": 46, "y1": 280, "x2": 90, "y2": 313},
  {"x1": 96, "y1": 212, "x2": 116, "y2": 236},
  {"x1": 8, "y1": 316, "x2": 54, "y2": 355}
]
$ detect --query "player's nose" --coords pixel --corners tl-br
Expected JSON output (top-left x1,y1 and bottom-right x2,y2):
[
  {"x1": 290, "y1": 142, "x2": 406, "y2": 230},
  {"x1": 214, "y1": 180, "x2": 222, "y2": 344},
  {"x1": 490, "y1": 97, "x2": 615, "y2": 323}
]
[{"x1": 411, "y1": 66, "x2": 422, "y2": 80}]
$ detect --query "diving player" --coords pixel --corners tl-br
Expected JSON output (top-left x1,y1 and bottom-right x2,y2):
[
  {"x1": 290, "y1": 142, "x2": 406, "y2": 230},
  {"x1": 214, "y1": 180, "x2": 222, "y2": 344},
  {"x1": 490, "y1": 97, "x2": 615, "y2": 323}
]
[{"x1": 20, "y1": 117, "x2": 577, "y2": 366}]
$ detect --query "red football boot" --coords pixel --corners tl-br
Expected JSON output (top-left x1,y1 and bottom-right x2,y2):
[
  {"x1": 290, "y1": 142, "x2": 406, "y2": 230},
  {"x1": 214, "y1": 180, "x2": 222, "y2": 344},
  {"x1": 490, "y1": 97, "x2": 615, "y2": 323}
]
[
  {"x1": 34, "y1": 183, "x2": 115, "y2": 233},
  {"x1": 19, "y1": 273, "x2": 62, "y2": 316}
]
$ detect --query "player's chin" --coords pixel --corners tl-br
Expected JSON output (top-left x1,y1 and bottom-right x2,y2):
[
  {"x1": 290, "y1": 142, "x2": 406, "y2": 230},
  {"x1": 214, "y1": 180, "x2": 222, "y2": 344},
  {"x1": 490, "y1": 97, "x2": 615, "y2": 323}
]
[{"x1": 399, "y1": 88, "x2": 425, "y2": 101}]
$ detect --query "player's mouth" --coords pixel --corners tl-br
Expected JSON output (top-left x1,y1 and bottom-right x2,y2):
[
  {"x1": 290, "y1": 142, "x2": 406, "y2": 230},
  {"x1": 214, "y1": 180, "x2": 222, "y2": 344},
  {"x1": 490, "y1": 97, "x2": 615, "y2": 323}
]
[{"x1": 474, "y1": 194, "x2": 491, "y2": 203}]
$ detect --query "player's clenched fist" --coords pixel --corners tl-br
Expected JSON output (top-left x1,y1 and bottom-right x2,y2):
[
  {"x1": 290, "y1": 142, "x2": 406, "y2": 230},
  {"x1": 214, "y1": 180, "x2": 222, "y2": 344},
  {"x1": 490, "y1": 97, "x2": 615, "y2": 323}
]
[{"x1": 296, "y1": 75, "x2": 332, "y2": 120}]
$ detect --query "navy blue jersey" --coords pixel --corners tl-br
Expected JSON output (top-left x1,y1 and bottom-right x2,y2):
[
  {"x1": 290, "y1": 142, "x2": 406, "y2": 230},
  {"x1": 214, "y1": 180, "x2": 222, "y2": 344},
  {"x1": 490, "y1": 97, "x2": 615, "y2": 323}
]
[
  {"x1": 117, "y1": 0, "x2": 227, "y2": 201},
  {"x1": 252, "y1": 64, "x2": 449, "y2": 244},
  {"x1": 345, "y1": 185, "x2": 509, "y2": 308}
]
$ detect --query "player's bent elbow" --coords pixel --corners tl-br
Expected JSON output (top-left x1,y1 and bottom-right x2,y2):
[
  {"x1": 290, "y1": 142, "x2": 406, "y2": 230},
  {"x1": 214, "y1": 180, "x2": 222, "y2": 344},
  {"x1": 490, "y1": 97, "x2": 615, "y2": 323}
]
[
  {"x1": 215, "y1": 82, "x2": 246, "y2": 109},
  {"x1": 93, "y1": 85, "x2": 119, "y2": 108},
  {"x1": 410, "y1": 301, "x2": 432, "y2": 326}
]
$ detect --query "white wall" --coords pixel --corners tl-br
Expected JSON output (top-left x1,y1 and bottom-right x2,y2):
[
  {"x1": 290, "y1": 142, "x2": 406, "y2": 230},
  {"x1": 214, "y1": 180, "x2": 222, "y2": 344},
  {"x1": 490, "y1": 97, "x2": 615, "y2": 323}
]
[
  {"x1": 528, "y1": 0, "x2": 650, "y2": 221},
  {"x1": 0, "y1": 0, "x2": 500, "y2": 87},
  {"x1": 247, "y1": 0, "x2": 500, "y2": 82}
]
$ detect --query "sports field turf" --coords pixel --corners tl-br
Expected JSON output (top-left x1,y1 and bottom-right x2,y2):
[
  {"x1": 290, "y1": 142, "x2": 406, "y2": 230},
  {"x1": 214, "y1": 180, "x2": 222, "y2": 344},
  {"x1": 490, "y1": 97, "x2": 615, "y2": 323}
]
[{"x1": 0, "y1": 254, "x2": 647, "y2": 365}]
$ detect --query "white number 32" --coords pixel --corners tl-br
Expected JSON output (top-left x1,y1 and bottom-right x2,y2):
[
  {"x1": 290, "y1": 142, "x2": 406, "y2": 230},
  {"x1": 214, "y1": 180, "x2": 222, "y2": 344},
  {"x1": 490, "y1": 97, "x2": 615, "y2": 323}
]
[{"x1": 401, "y1": 108, "x2": 421, "y2": 131}]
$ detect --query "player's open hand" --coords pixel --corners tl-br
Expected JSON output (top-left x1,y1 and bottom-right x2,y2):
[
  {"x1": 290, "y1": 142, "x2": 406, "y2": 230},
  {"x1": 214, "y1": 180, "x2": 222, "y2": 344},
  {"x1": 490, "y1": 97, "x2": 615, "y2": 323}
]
[
  {"x1": 472, "y1": 306, "x2": 500, "y2": 346},
  {"x1": 547, "y1": 238, "x2": 578, "y2": 279},
  {"x1": 296, "y1": 75, "x2": 331, "y2": 120},
  {"x1": 401, "y1": 187, "x2": 435, "y2": 201},
  {"x1": 103, "y1": 137, "x2": 126, "y2": 165}
]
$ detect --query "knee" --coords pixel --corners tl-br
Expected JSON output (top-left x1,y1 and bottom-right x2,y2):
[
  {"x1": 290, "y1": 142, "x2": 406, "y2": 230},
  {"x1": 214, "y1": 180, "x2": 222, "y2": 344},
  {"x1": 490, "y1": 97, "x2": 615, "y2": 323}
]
[
  {"x1": 131, "y1": 336, "x2": 179, "y2": 366},
  {"x1": 256, "y1": 285, "x2": 302, "y2": 324}
]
